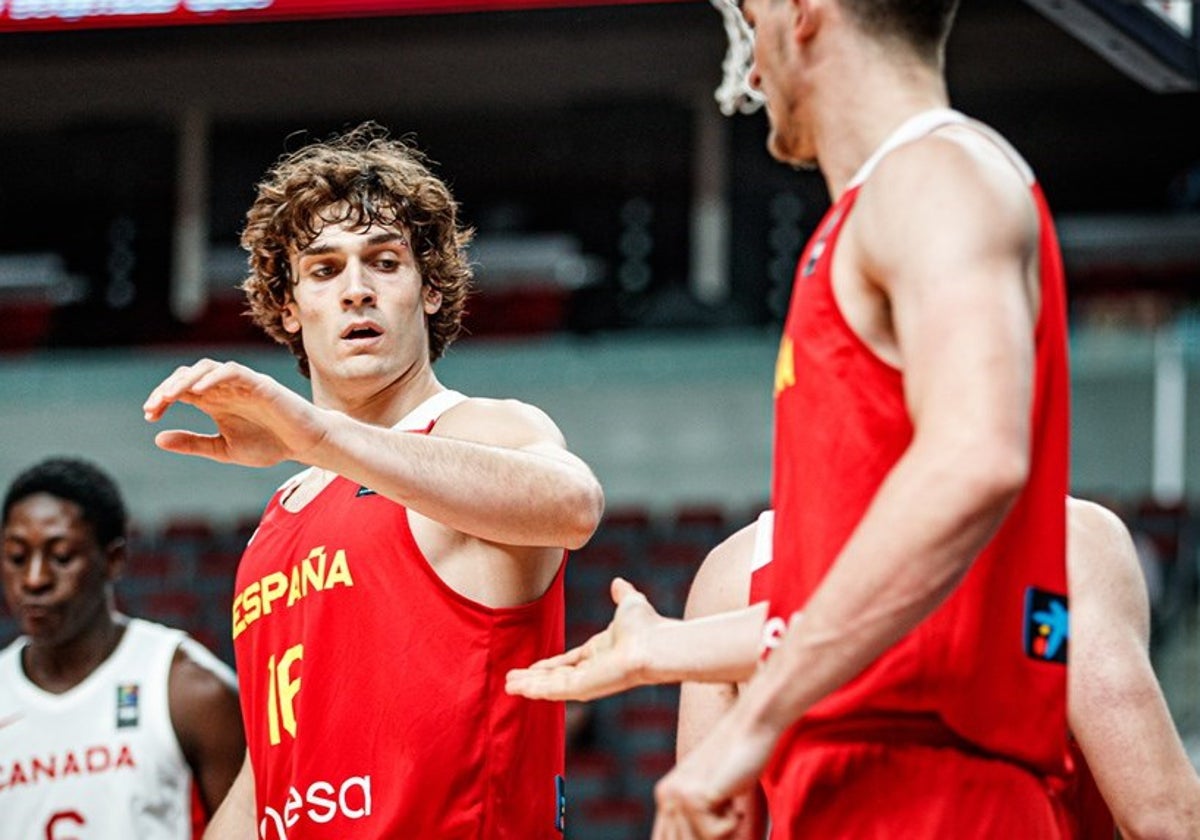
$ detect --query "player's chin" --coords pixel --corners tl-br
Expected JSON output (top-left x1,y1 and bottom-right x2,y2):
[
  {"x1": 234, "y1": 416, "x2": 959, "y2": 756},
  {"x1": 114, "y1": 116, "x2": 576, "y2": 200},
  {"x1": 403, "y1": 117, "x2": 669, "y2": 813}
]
[
  {"x1": 328, "y1": 355, "x2": 391, "y2": 380},
  {"x1": 768, "y1": 133, "x2": 815, "y2": 171}
]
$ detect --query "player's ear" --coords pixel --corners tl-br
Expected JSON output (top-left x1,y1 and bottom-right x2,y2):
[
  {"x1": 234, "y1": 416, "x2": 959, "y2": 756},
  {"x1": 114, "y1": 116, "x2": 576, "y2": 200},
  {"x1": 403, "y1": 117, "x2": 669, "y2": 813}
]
[
  {"x1": 423, "y1": 285, "x2": 443, "y2": 315},
  {"x1": 281, "y1": 301, "x2": 301, "y2": 334},
  {"x1": 794, "y1": 0, "x2": 822, "y2": 42},
  {"x1": 104, "y1": 538, "x2": 127, "y2": 584}
]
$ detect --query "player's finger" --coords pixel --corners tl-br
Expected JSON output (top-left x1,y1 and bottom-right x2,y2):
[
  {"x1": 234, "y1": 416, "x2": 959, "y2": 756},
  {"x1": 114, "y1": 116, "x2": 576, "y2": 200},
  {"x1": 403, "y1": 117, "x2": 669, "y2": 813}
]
[
  {"x1": 520, "y1": 639, "x2": 594, "y2": 671},
  {"x1": 506, "y1": 670, "x2": 568, "y2": 700},
  {"x1": 611, "y1": 577, "x2": 655, "y2": 615},
  {"x1": 611, "y1": 576, "x2": 643, "y2": 603},
  {"x1": 652, "y1": 801, "x2": 687, "y2": 840},
  {"x1": 690, "y1": 805, "x2": 738, "y2": 840},
  {"x1": 506, "y1": 666, "x2": 586, "y2": 700},
  {"x1": 154, "y1": 430, "x2": 231, "y2": 463},
  {"x1": 190, "y1": 360, "x2": 251, "y2": 394},
  {"x1": 509, "y1": 660, "x2": 620, "y2": 701},
  {"x1": 143, "y1": 360, "x2": 220, "y2": 420}
]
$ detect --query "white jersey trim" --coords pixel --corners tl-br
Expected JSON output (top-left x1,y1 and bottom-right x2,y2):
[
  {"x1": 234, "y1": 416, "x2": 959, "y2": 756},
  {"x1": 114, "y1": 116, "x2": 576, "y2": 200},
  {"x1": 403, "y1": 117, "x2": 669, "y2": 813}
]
[
  {"x1": 847, "y1": 108, "x2": 1035, "y2": 191},
  {"x1": 393, "y1": 389, "x2": 468, "y2": 432},
  {"x1": 750, "y1": 510, "x2": 775, "y2": 573}
]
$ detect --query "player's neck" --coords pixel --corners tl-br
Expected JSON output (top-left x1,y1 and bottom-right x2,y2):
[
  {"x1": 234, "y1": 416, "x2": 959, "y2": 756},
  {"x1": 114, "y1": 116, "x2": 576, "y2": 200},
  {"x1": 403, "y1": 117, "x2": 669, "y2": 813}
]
[
  {"x1": 815, "y1": 58, "x2": 949, "y2": 200},
  {"x1": 22, "y1": 610, "x2": 127, "y2": 694},
  {"x1": 311, "y1": 362, "x2": 445, "y2": 428}
]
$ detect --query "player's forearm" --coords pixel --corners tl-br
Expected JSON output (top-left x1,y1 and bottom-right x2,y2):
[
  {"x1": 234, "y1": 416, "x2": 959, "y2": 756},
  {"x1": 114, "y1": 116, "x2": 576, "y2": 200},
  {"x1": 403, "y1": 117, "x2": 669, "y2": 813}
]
[
  {"x1": 203, "y1": 752, "x2": 256, "y2": 840},
  {"x1": 1074, "y1": 665, "x2": 1200, "y2": 840},
  {"x1": 1115, "y1": 779, "x2": 1200, "y2": 840},
  {"x1": 645, "y1": 603, "x2": 767, "y2": 685},
  {"x1": 307, "y1": 410, "x2": 603, "y2": 548},
  {"x1": 738, "y1": 435, "x2": 1025, "y2": 734}
]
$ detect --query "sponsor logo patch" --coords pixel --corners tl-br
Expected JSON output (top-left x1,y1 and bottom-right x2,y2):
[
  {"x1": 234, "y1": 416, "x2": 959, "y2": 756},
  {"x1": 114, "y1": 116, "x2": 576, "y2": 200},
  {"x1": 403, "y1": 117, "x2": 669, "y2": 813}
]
[
  {"x1": 1024, "y1": 587, "x2": 1068, "y2": 664},
  {"x1": 555, "y1": 774, "x2": 566, "y2": 834}
]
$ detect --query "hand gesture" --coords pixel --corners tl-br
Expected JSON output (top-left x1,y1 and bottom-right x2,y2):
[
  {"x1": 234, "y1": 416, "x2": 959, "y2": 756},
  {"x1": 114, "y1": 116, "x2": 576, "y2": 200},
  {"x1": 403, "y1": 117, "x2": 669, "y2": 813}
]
[
  {"x1": 651, "y1": 698, "x2": 776, "y2": 840},
  {"x1": 506, "y1": 577, "x2": 664, "y2": 702},
  {"x1": 143, "y1": 359, "x2": 327, "y2": 468}
]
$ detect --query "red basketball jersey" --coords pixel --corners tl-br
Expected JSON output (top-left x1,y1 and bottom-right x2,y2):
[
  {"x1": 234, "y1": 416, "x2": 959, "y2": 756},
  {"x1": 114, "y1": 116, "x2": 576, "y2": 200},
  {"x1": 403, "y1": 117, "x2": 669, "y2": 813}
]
[
  {"x1": 767, "y1": 110, "x2": 1071, "y2": 775},
  {"x1": 232, "y1": 400, "x2": 566, "y2": 839}
]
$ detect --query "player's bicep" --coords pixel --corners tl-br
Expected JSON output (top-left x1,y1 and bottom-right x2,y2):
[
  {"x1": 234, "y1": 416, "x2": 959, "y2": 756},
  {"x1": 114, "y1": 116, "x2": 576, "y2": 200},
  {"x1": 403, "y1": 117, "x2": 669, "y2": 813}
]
[
  {"x1": 168, "y1": 646, "x2": 246, "y2": 815},
  {"x1": 1067, "y1": 499, "x2": 1154, "y2": 727},
  {"x1": 860, "y1": 142, "x2": 1037, "y2": 445}
]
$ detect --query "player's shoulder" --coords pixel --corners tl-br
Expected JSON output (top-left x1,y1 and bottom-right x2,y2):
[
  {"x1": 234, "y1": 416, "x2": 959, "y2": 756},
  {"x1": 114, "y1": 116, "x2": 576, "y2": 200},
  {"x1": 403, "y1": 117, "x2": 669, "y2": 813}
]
[
  {"x1": 170, "y1": 636, "x2": 237, "y2": 691},
  {"x1": 1067, "y1": 496, "x2": 1143, "y2": 590},
  {"x1": 854, "y1": 126, "x2": 1038, "y2": 269},
  {"x1": 167, "y1": 636, "x2": 239, "y2": 733},
  {"x1": 864, "y1": 121, "x2": 1033, "y2": 215},
  {"x1": 1067, "y1": 496, "x2": 1132, "y2": 544},
  {"x1": 0, "y1": 635, "x2": 23, "y2": 658},
  {"x1": 684, "y1": 517, "x2": 763, "y2": 619},
  {"x1": 165, "y1": 635, "x2": 243, "y2": 758},
  {"x1": 434, "y1": 395, "x2": 564, "y2": 446}
]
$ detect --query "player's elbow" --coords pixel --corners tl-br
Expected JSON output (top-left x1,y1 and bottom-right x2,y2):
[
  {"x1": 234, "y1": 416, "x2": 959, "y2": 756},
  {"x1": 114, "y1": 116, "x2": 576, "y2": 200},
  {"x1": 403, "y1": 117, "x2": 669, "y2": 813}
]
[
  {"x1": 561, "y1": 477, "x2": 605, "y2": 550},
  {"x1": 955, "y1": 437, "x2": 1028, "y2": 517},
  {"x1": 1117, "y1": 794, "x2": 1200, "y2": 840}
]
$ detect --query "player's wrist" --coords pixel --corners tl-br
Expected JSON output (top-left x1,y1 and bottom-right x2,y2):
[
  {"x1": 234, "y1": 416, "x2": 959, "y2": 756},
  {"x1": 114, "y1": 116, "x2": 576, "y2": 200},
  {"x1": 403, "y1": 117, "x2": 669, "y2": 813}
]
[
  {"x1": 634, "y1": 615, "x2": 685, "y2": 685},
  {"x1": 292, "y1": 405, "x2": 346, "y2": 468}
]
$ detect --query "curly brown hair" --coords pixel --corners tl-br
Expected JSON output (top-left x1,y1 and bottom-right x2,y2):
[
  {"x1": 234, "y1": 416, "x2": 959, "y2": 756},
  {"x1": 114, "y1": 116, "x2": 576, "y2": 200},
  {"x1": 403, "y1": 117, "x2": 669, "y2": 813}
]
[{"x1": 240, "y1": 123, "x2": 474, "y2": 377}]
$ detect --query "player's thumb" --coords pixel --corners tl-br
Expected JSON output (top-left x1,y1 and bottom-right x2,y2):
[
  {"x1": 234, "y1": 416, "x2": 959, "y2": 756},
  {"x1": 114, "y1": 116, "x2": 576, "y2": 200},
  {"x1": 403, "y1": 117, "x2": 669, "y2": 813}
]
[
  {"x1": 610, "y1": 576, "x2": 643, "y2": 605},
  {"x1": 155, "y1": 430, "x2": 227, "y2": 461}
]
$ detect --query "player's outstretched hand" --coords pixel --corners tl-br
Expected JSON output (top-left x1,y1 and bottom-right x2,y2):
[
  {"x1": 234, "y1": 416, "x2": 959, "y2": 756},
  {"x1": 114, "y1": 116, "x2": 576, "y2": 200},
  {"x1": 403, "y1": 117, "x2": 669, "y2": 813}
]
[
  {"x1": 143, "y1": 359, "x2": 327, "y2": 468},
  {"x1": 506, "y1": 577, "x2": 665, "y2": 702}
]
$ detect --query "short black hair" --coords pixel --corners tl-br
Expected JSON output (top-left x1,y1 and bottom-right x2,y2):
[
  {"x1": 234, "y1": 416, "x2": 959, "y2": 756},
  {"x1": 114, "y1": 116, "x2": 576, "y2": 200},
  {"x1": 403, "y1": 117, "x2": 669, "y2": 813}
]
[
  {"x1": 839, "y1": 0, "x2": 960, "y2": 63},
  {"x1": 3, "y1": 457, "x2": 128, "y2": 547}
]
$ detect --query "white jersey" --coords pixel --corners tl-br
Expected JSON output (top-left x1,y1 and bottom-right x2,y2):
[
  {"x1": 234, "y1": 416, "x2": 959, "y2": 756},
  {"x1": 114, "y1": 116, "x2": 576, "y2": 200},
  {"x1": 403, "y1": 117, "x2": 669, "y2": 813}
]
[{"x1": 0, "y1": 618, "x2": 220, "y2": 840}]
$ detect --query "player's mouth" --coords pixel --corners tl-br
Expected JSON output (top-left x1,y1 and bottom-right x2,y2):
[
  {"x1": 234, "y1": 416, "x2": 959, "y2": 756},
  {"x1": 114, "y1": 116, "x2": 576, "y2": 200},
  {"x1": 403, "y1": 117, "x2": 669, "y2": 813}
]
[
  {"x1": 17, "y1": 602, "x2": 56, "y2": 627},
  {"x1": 340, "y1": 321, "x2": 384, "y2": 343}
]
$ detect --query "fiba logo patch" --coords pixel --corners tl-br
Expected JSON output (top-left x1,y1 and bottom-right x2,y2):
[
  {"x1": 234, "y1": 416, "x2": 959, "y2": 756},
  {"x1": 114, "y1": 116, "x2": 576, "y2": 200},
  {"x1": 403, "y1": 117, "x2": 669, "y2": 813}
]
[
  {"x1": 116, "y1": 684, "x2": 140, "y2": 728},
  {"x1": 1023, "y1": 587, "x2": 1068, "y2": 665}
]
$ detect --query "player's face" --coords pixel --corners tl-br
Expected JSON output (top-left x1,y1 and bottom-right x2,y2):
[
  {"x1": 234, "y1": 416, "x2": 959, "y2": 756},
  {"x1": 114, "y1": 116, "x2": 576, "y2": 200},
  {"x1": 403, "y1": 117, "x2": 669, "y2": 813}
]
[
  {"x1": 743, "y1": 0, "x2": 818, "y2": 168},
  {"x1": 283, "y1": 217, "x2": 442, "y2": 400},
  {"x1": 1, "y1": 494, "x2": 116, "y2": 647}
]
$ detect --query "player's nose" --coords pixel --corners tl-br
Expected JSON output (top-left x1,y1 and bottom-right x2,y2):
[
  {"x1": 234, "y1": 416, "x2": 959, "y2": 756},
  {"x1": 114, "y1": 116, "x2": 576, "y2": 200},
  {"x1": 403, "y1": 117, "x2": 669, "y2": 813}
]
[{"x1": 341, "y1": 260, "x2": 377, "y2": 308}]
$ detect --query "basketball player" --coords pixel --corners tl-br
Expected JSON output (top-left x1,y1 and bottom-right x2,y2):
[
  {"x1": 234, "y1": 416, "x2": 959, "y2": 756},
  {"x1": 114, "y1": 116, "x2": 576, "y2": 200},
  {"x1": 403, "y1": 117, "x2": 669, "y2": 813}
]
[
  {"x1": 0, "y1": 456, "x2": 245, "y2": 839},
  {"x1": 512, "y1": 0, "x2": 1071, "y2": 835},
  {"x1": 675, "y1": 499, "x2": 1200, "y2": 839},
  {"x1": 142, "y1": 124, "x2": 604, "y2": 839}
]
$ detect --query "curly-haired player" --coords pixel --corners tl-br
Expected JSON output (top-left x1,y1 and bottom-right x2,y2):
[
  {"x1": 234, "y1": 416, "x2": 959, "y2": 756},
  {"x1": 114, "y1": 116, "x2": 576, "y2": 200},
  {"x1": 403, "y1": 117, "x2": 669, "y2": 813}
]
[{"x1": 144, "y1": 124, "x2": 604, "y2": 839}]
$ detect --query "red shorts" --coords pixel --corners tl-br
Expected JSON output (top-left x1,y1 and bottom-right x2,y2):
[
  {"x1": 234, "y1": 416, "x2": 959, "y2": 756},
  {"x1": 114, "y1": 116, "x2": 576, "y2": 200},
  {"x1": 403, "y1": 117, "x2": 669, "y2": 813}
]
[{"x1": 764, "y1": 721, "x2": 1063, "y2": 839}]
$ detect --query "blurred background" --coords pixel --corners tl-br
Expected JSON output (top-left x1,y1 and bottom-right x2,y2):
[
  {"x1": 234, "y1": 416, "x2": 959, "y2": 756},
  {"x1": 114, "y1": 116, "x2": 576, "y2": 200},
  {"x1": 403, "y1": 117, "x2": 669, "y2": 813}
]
[{"x1": 2, "y1": 0, "x2": 1199, "y2": 835}]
